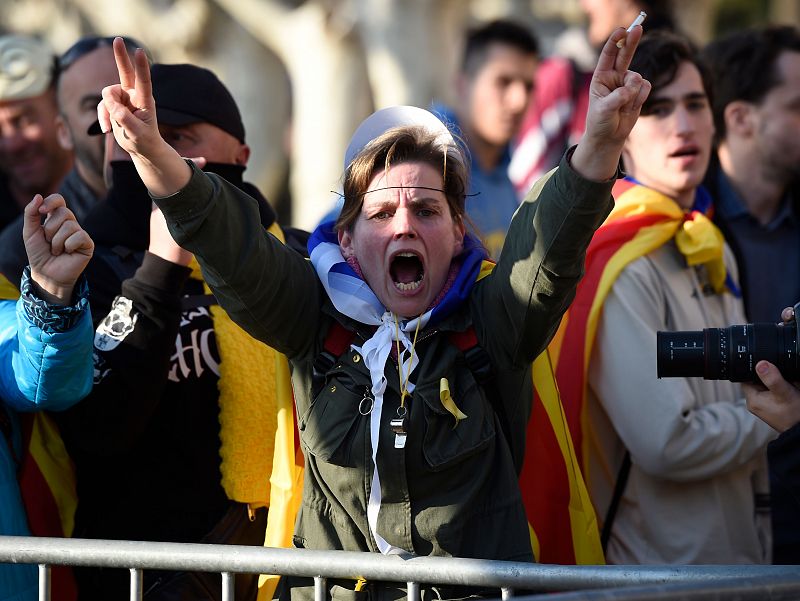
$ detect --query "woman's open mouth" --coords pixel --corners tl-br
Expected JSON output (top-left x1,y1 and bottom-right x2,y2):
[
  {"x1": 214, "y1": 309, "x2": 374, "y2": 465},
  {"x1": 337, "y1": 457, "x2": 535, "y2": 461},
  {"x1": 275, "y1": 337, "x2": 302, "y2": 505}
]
[{"x1": 390, "y1": 252, "x2": 424, "y2": 292}]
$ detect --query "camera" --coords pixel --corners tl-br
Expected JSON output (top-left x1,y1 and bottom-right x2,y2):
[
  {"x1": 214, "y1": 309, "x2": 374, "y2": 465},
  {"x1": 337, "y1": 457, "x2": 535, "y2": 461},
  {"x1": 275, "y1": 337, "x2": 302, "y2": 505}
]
[{"x1": 657, "y1": 302, "x2": 800, "y2": 382}]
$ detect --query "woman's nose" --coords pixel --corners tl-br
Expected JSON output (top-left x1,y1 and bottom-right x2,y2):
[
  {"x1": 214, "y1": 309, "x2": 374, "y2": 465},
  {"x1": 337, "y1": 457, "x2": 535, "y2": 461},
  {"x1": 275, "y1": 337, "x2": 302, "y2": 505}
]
[{"x1": 392, "y1": 208, "x2": 416, "y2": 238}]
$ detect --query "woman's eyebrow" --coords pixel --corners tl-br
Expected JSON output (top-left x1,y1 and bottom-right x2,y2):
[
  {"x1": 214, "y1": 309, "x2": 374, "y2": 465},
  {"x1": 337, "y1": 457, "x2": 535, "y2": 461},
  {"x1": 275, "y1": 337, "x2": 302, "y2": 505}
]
[
  {"x1": 364, "y1": 199, "x2": 398, "y2": 211},
  {"x1": 407, "y1": 197, "x2": 443, "y2": 210},
  {"x1": 363, "y1": 196, "x2": 442, "y2": 212}
]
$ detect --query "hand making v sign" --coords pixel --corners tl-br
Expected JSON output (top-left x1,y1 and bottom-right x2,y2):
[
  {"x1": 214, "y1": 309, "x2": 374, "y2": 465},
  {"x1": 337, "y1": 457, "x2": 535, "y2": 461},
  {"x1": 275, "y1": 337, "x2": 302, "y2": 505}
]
[
  {"x1": 98, "y1": 37, "x2": 192, "y2": 198},
  {"x1": 571, "y1": 24, "x2": 652, "y2": 182}
]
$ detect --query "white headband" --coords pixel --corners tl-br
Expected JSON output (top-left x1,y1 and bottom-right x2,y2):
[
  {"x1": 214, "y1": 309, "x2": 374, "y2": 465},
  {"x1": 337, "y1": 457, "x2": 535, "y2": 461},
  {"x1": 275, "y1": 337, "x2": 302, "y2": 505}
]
[{"x1": 343, "y1": 105, "x2": 455, "y2": 171}]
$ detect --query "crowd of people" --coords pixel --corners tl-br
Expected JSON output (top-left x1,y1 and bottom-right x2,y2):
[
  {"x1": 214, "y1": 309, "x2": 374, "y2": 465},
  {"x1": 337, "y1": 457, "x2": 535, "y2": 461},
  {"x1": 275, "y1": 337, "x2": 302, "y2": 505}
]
[{"x1": 0, "y1": 1, "x2": 799, "y2": 600}]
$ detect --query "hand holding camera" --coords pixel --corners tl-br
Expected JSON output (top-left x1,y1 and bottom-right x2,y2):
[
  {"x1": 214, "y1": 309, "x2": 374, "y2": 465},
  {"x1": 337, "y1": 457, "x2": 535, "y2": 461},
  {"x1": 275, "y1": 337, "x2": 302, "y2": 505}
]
[{"x1": 743, "y1": 356, "x2": 800, "y2": 433}]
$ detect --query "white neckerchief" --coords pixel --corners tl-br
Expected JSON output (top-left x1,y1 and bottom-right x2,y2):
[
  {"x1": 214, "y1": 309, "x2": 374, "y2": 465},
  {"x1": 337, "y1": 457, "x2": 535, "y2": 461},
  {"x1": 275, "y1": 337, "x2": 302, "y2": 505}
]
[
  {"x1": 311, "y1": 239, "x2": 429, "y2": 554},
  {"x1": 358, "y1": 313, "x2": 418, "y2": 555}
]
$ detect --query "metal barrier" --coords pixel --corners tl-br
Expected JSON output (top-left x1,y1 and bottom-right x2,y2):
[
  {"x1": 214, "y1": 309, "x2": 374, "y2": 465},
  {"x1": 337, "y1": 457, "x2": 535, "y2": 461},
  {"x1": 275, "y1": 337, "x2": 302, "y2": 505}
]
[
  {"x1": 518, "y1": 574, "x2": 800, "y2": 600},
  {"x1": 1, "y1": 536, "x2": 799, "y2": 601}
]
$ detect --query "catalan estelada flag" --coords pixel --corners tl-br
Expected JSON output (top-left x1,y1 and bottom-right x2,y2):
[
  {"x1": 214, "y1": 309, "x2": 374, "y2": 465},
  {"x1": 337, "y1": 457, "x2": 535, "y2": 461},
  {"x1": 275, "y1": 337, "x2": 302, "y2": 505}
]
[
  {"x1": 525, "y1": 350, "x2": 604, "y2": 564},
  {"x1": 479, "y1": 260, "x2": 602, "y2": 564},
  {"x1": 538, "y1": 179, "x2": 736, "y2": 539},
  {"x1": 0, "y1": 272, "x2": 78, "y2": 601}
]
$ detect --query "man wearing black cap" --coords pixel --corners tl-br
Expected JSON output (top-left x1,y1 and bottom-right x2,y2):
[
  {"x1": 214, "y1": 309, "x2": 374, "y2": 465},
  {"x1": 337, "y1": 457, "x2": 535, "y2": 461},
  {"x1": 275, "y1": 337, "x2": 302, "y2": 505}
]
[
  {"x1": 144, "y1": 63, "x2": 249, "y2": 162},
  {"x1": 56, "y1": 63, "x2": 303, "y2": 601}
]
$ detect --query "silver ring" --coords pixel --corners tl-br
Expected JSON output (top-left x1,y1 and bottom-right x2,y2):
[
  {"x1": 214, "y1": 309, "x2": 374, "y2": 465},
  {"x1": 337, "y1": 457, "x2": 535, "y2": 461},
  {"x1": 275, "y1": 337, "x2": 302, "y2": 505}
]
[{"x1": 359, "y1": 396, "x2": 374, "y2": 415}]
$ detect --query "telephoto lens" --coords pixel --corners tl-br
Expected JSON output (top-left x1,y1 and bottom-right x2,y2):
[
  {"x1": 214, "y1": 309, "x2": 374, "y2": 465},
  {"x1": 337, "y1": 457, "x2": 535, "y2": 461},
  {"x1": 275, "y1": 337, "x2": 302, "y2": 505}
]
[{"x1": 657, "y1": 303, "x2": 800, "y2": 382}]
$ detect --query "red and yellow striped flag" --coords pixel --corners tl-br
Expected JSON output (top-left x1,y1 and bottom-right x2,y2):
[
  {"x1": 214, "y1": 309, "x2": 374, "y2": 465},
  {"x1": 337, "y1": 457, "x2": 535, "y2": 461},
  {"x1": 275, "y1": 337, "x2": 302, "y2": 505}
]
[
  {"x1": 522, "y1": 180, "x2": 736, "y2": 563},
  {"x1": 522, "y1": 179, "x2": 687, "y2": 565},
  {"x1": 520, "y1": 179, "x2": 669, "y2": 564},
  {"x1": 525, "y1": 350, "x2": 604, "y2": 564},
  {"x1": 553, "y1": 180, "x2": 675, "y2": 466}
]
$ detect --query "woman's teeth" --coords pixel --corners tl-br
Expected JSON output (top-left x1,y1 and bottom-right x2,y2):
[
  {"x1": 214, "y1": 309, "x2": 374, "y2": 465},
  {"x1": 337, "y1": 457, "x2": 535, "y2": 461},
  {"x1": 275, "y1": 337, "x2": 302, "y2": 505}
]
[
  {"x1": 395, "y1": 280, "x2": 422, "y2": 291},
  {"x1": 391, "y1": 252, "x2": 424, "y2": 291}
]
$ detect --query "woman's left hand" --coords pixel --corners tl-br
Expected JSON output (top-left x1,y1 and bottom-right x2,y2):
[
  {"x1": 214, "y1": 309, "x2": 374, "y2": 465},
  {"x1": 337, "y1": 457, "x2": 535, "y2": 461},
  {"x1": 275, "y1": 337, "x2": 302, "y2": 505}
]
[{"x1": 571, "y1": 25, "x2": 651, "y2": 181}]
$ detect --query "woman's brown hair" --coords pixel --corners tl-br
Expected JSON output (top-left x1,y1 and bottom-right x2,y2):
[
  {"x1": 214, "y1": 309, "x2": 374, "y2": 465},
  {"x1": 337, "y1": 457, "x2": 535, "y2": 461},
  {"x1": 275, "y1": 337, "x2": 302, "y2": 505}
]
[{"x1": 336, "y1": 126, "x2": 469, "y2": 232}]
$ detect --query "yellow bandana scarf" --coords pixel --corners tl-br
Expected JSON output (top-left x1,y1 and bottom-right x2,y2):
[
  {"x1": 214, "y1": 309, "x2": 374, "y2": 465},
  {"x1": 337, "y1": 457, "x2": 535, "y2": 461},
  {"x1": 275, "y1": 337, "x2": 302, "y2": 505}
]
[
  {"x1": 545, "y1": 179, "x2": 738, "y2": 530},
  {"x1": 607, "y1": 181, "x2": 730, "y2": 293},
  {"x1": 188, "y1": 222, "x2": 288, "y2": 508}
]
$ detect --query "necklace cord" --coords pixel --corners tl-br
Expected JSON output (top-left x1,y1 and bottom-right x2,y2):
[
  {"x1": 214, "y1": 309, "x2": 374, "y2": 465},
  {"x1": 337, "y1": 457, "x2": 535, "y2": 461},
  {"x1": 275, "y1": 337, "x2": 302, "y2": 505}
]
[{"x1": 394, "y1": 314, "x2": 422, "y2": 408}]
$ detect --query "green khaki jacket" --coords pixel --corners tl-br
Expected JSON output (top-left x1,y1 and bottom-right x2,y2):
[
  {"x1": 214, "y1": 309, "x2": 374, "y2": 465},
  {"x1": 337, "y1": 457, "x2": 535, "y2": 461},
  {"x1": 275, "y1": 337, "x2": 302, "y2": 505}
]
[{"x1": 155, "y1": 152, "x2": 614, "y2": 600}]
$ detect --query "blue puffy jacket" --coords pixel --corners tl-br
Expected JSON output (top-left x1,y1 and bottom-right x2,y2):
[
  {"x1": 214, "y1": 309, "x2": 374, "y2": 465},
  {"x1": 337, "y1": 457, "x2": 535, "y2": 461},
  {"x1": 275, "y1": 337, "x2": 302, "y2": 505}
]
[{"x1": 0, "y1": 271, "x2": 93, "y2": 601}]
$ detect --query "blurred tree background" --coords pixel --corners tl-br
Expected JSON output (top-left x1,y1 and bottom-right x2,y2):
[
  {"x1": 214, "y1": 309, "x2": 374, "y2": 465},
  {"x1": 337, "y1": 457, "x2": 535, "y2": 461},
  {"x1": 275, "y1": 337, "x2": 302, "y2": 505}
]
[{"x1": 1, "y1": 0, "x2": 797, "y2": 228}]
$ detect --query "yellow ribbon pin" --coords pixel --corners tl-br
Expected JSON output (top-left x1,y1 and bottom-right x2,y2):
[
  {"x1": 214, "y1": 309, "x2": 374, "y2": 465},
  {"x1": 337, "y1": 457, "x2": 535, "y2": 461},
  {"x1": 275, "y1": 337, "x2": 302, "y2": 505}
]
[{"x1": 440, "y1": 378, "x2": 467, "y2": 429}]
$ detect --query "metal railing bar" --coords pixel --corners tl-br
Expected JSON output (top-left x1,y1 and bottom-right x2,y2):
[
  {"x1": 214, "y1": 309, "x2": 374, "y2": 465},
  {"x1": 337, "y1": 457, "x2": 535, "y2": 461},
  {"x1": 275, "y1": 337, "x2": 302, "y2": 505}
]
[
  {"x1": 1, "y1": 537, "x2": 798, "y2": 593},
  {"x1": 407, "y1": 580, "x2": 420, "y2": 601},
  {"x1": 222, "y1": 571, "x2": 234, "y2": 601},
  {"x1": 37, "y1": 564, "x2": 50, "y2": 601},
  {"x1": 512, "y1": 574, "x2": 800, "y2": 601},
  {"x1": 130, "y1": 567, "x2": 143, "y2": 601},
  {"x1": 314, "y1": 576, "x2": 326, "y2": 601}
]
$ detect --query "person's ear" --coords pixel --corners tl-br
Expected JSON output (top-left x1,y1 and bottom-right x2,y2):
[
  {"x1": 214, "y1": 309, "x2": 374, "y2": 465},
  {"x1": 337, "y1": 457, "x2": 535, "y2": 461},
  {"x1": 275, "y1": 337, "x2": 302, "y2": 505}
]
[
  {"x1": 236, "y1": 143, "x2": 251, "y2": 166},
  {"x1": 55, "y1": 115, "x2": 74, "y2": 151},
  {"x1": 723, "y1": 101, "x2": 755, "y2": 138},
  {"x1": 338, "y1": 228, "x2": 355, "y2": 258},
  {"x1": 453, "y1": 219, "x2": 465, "y2": 255}
]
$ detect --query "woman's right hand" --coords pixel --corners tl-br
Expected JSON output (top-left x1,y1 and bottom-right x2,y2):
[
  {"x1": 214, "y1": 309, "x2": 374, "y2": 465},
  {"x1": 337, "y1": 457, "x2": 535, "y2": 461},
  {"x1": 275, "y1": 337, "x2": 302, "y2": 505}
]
[
  {"x1": 98, "y1": 38, "x2": 191, "y2": 197},
  {"x1": 98, "y1": 39, "x2": 160, "y2": 160}
]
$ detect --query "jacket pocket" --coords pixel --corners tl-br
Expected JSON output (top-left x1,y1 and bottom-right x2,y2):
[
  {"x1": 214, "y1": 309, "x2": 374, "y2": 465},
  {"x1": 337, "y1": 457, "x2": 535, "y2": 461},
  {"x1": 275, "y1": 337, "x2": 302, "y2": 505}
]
[
  {"x1": 299, "y1": 366, "x2": 369, "y2": 466},
  {"x1": 418, "y1": 367, "x2": 495, "y2": 470}
]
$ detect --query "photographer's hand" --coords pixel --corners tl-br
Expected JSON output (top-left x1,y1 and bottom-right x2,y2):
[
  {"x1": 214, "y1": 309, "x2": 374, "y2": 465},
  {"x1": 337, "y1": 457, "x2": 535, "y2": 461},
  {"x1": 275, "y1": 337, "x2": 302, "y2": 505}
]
[{"x1": 744, "y1": 360, "x2": 800, "y2": 433}]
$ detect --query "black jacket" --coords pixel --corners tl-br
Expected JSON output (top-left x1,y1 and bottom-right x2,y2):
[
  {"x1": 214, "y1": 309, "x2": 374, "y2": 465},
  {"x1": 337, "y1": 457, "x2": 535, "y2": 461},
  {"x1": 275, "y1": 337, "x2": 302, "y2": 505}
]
[
  {"x1": 705, "y1": 154, "x2": 800, "y2": 564},
  {"x1": 703, "y1": 154, "x2": 800, "y2": 321},
  {"x1": 55, "y1": 162, "x2": 305, "y2": 600}
]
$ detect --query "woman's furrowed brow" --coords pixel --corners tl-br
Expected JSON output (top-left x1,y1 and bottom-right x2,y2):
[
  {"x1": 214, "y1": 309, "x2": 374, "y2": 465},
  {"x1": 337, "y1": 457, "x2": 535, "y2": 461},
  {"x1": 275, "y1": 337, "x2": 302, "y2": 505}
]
[
  {"x1": 360, "y1": 185, "x2": 446, "y2": 198},
  {"x1": 363, "y1": 197, "x2": 444, "y2": 213}
]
